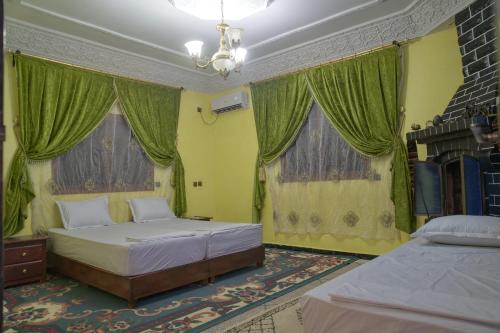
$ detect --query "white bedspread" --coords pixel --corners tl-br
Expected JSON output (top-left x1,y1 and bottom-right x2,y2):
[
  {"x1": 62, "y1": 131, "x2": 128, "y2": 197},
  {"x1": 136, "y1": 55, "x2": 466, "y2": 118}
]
[
  {"x1": 301, "y1": 238, "x2": 500, "y2": 333},
  {"x1": 143, "y1": 218, "x2": 263, "y2": 258},
  {"x1": 49, "y1": 223, "x2": 208, "y2": 276}
]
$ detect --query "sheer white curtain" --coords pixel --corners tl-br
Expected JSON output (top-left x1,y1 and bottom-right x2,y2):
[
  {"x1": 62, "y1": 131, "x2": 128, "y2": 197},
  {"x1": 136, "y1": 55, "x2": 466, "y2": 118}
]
[{"x1": 268, "y1": 103, "x2": 398, "y2": 240}]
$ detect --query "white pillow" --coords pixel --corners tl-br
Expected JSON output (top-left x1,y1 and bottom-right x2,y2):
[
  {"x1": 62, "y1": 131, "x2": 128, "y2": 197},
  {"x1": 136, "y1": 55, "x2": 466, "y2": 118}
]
[
  {"x1": 56, "y1": 196, "x2": 114, "y2": 230},
  {"x1": 128, "y1": 197, "x2": 176, "y2": 223},
  {"x1": 411, "y1": 215, "x2": 500, "y2": 247}
]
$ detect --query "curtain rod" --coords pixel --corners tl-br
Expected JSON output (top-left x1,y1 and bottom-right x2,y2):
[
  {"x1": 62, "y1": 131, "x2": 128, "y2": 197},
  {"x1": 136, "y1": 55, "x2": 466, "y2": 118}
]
[
  {"x1": 9, "y1": 49, "x2": 184, "y2": 91},
  {"x1": 249, "y1": 39, "x2": 416, "y2": 86}
]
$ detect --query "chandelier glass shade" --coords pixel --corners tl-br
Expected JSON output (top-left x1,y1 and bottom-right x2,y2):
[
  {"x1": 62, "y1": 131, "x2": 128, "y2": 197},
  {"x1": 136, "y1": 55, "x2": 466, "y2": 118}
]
[{"x1": 171, "y1": 0, "x2": 267, "y2": 78}]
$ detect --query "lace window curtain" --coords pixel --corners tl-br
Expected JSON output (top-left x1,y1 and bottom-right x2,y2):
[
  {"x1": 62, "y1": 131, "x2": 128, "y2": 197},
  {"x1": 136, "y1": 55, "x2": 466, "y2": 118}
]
[
  {"x1": 29, "y1": 102, "x2": 173, "y2": 235},
  {"x1": 52, "y1": 113, "x2": 154, "y2": 194},
  {"x1": 268, "y1": 103, "x2": 398, "y2": 240},
  {"x1": 281, "y1": 103, "x2": 373, "y2": 183}
]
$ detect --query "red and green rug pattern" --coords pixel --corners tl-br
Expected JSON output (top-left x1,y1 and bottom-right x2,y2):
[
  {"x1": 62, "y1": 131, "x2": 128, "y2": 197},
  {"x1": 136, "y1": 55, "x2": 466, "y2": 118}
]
[{"x1": 4, "y1": 248, "x2": 355, "y2": 333}]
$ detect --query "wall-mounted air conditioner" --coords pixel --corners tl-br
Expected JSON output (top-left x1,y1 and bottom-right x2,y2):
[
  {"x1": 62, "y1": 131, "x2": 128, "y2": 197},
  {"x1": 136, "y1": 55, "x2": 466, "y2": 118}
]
[{"x1": 211, "y1": 91, "x2": 248, "y2": 113}]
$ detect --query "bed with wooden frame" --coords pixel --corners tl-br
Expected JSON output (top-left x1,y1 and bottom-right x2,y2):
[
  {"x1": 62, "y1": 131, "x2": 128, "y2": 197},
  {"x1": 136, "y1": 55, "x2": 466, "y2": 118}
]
[
  {"x1": 51, "y1": 246, "x2": 264, "y2": 308},
  {"x1": 48, "y1": 220, "x2": 264, "y2": 307}
]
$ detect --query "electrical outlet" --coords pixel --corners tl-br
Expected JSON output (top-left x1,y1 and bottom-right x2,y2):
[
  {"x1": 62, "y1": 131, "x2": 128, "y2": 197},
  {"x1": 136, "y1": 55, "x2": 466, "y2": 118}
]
[
  {"x1": 197, "y1": 107, "x2": 202, "y2": 113},
  {"x1": 193, "y1": 181, "x2": 198, "y2": 187},
  {"x1": 155, "y1": 182, "x2": 161, "y2": 187},
  {"x1": 197, "y1": 181, "x2": 202, "y2": 187}
]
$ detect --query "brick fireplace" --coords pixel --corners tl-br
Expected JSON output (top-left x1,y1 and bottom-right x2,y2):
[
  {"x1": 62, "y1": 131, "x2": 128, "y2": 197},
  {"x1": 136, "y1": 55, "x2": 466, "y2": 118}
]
[{"x1": 406, "y1": 0, "x2": 498, "y2": 217}]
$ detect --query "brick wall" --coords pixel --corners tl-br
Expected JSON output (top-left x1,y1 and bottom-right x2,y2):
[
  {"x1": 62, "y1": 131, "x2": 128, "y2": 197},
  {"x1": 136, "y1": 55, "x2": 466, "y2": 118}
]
[{"x1": 443, "y1": 0, "x2": 497, "y2": 122}]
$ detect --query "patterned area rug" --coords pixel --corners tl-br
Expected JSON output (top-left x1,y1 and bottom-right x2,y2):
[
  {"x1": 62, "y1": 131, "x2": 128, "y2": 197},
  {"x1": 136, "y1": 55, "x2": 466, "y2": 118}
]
[{"x1": 4, "y1": 248, "x2": 356, "y2": 333}]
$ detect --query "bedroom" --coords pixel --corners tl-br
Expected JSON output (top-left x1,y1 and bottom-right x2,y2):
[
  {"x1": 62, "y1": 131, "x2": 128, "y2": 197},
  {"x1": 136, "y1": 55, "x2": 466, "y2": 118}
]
[{"x1": 1, "y1": 0, "x2": 499, "y2": 332}]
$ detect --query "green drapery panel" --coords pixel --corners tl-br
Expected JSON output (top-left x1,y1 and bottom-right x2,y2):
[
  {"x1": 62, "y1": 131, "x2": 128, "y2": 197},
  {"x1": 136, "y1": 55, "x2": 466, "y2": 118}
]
[
  {"x1": 114, "y1": 78, "x2": 186, "y2": 216},
  {"x1": 251, "y1": 74, "x2": 313, "y2": 222},
  {"x1": 305, "y1": 46, "x2": 414, "y2": 233},
  {"x1": 4, "y1": 54, "x2": 116, "y2": 237}
]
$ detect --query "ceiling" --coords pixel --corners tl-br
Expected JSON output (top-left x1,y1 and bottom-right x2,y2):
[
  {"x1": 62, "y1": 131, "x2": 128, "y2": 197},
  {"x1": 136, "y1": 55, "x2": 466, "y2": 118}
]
[{"x1": 5, "y1": 0, "x2": 474, "y2": 92}]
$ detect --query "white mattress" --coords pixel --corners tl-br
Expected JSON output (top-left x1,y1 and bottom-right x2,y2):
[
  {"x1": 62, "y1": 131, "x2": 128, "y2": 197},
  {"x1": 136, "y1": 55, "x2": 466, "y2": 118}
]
[
  {"x1": 48, "y1": 222, "x2": 208, "y2": 276},
  {"x1": 301, "y1": 238, "x2": 500, "y2": 333},
  {"x1": 144, "y1": 218, "x2": 263, "y2": 258},
  {"x1": 48, "y1": 219, "x2": 262, "y2": 276}
]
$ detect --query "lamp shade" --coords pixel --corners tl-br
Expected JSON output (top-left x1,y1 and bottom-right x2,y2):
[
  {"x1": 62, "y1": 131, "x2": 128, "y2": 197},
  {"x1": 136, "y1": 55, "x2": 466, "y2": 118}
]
[
  {"x1": 227, "y1": 28, "x2": 243, "y2": 47},
  {"x1": 234, "y1": 47, "x2": 247, "y2": 64},
  {"x1": 185, "y1": 41, "x2": 204, "y2": 58}
]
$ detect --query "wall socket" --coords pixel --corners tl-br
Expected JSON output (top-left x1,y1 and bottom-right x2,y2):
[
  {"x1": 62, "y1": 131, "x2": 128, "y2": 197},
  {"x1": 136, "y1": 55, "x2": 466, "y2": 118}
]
[{"x1": 193, "y1": 180, "x2": 203, "y2": 187}]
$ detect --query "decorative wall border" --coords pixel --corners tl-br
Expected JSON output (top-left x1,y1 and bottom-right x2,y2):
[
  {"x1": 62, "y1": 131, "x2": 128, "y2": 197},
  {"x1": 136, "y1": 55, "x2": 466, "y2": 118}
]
[{"x1": 5, "y1": 0, "x2": 474, "y2": 92}]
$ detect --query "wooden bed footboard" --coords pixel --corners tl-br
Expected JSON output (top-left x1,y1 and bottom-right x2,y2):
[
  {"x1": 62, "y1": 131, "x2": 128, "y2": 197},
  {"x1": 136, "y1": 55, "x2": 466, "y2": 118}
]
[
  {"x1": 50, "y1": 245, "x2": 265, "y2": 307},
  {"x1": 209, "y1": 245, "x2": 265, "y2": 281}
]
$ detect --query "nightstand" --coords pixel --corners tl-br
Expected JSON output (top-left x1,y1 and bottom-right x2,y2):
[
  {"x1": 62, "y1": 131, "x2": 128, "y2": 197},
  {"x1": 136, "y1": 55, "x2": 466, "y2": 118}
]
[
  {"x1": 185, "y1": 216, "x2": 213, "y2": 221},
  {"x1": 4, "y1": 235, "x2": 48, "y2": 287}
]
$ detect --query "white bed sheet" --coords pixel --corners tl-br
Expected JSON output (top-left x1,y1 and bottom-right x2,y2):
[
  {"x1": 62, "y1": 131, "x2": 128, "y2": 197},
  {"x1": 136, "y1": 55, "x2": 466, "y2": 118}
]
[
  {"x1": 301, "y1": 238, "x2": 500, "y2": 333},
  {"x1": 48, "y1": 223, "x2": 208, "y2": 276},
  {"x1": 144, "y1": 219, "x2": 263, "y2": 258}
]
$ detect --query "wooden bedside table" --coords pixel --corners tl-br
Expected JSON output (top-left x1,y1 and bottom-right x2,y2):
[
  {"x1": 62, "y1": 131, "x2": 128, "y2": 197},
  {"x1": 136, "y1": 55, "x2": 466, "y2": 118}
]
[{"x1": 4, "y1": 235, "x2": 48, "y2": 287}]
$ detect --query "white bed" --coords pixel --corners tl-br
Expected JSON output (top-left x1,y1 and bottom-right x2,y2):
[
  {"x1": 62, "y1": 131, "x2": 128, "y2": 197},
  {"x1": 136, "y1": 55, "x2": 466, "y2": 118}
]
[
  {"x1": 301, "y1": 237, "x2": 500, "y2": 333},
  {"x1": 48, "y1": 218, "x2": 262, "y2": 276},
  {"x1": 48, "y1": 222, "x2": 208, "y2": 276}
]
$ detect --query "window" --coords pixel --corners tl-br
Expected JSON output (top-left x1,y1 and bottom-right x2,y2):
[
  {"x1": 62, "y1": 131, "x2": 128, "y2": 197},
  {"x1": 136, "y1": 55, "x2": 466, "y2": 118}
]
[
  {"x1": 52, "y1": 114, "x2": 154, "y2": 194},
  {"x1": 280, "y1": 103, "x2": 373, "y2": 182}
]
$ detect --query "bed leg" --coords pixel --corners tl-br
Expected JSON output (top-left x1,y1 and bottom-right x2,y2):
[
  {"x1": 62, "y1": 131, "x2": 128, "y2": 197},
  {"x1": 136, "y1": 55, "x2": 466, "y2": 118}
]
[
  {"x1": 200, "y1": 278, "x2": 209, "y2": 286},
  {"x1": 127, "y1": 299, "x2": 136, "y2": 308},
  {"x1": 209, "y1": 276, "x2": 215, "y2": 283},
  {"x1": 256, "y1": 260, "x2": 264, "y2": 268}
]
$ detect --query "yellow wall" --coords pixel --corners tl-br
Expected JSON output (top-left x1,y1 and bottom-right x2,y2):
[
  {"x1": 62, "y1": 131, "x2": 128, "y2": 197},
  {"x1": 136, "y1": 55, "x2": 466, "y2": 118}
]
[
  {"x1": 207, "y1": 23, "x2": 464, "y2": 255},
  {"x1": 3, "y1": 23, "x2": 464, "y2": 255}
]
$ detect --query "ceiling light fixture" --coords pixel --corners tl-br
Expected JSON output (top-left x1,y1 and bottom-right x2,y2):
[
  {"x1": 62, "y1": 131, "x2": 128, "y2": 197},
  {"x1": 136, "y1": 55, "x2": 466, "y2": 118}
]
[
  {"x1": 169, "y1": 0, "x2": 269, "y2": 21},
  {"x1": 171, "y1": 0, "x2": 258, "y2": 79}
]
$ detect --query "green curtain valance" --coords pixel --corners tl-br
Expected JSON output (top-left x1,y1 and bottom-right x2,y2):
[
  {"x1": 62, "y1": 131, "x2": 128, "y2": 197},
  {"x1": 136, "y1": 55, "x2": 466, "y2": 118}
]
[
  {"x1": 251, "y1": 73, "x2": 313, "y2": 222},
  {"x1": 4, "y1": 54, "x2": 186, "y2": 238},
  {"x1": 114, "y1": 78, "x2": 186, "y2": 216}
]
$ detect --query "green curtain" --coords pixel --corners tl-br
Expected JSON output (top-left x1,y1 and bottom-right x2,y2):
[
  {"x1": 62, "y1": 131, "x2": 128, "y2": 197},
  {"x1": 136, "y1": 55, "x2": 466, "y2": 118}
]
[
  {"x1": 305, "y1": 46, "x2": 414, "y2": 233},
  {"x1": 251, "y1": 74, "x2": 313, "y2": 222},
  {"x1": 4, "y1": 54, "x2": 116, "y2": 237},
  {"x1": 114, "y1": 78, "x2": 186, "y2": 216}
]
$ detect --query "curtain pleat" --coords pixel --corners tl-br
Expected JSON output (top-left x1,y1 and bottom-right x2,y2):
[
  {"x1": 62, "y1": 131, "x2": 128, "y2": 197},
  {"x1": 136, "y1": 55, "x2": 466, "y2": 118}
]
[
  {"x1": 251, "y1": 74, "x2": 313, "y2": 222},
  {"x1": 114, "y1": 78, "x2": 186, "y2": 217},
  {"x1": 4, "y1": 54, "x2": 116, "y2": 237}
]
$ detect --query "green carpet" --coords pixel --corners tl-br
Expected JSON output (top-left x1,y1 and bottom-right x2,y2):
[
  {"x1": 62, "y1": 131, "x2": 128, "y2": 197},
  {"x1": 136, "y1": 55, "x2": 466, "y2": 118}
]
[{"x1": 4, "y1": 248, "x2": 355, "y2": 332}]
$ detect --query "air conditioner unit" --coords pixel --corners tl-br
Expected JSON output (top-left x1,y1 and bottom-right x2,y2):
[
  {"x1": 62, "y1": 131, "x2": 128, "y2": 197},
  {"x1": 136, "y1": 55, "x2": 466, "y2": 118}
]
[{"x1": 211, "y1": 91, "x2": 248, "y2": 113}]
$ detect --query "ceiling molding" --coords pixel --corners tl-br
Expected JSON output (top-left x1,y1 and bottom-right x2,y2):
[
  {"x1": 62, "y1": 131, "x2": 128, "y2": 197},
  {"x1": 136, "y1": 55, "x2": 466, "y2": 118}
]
[
  {"x1": 5, "y1": 0, "x2": 474, "y2": 93},
  {"x1": 19, "y1": 1, "x2": 191, "y2": 59},
  {"x1": 215, "y1": 0, "x2": 475, "y2": 90},
  {"x1": 5, "y1": 18, "x2": 214, "y2": 91}
]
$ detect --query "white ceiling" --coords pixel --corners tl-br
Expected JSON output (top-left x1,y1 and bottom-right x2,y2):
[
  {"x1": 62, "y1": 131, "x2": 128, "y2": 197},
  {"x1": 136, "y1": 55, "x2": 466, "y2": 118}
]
[{"x1": 4, "y1": 0, "x2": 474, "y2": 91}]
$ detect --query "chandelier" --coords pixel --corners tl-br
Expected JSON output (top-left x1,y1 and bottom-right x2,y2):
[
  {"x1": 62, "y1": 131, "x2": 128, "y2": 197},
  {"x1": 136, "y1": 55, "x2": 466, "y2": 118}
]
[{"x1": 170, "y1": 0, "x2": 268, "y2": 79}]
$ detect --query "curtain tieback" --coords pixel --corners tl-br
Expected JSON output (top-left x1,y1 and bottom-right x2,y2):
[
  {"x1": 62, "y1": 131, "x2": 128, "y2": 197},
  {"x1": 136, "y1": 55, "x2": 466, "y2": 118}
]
[{"x1": 258, "y1": 157, "x2": 266, "y2": 182}]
